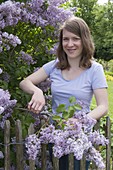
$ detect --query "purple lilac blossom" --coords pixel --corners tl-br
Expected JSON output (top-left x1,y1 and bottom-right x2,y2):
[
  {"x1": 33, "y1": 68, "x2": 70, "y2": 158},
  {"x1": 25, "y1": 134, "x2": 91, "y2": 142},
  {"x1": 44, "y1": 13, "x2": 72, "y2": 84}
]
[
  {"x1": 0, "y1": 151, "x2": 4, "y2": 159},
  {"x1": 18, "y1": 51, "x2": 36, "y2": 65},
  {"x1": 0, "y1": 68, "x2": 3, "y2": 74},
  {"x1": 88, "y1": 130, "x2": 109, "y2": 145},
  {"x1": 0, "y1": 88, "x2": 17, "y2": 128},
  {"x1": 0, "y1": 31, "x2": 21, "y2": 52},
  {"x1": 85, "y1": 147, "x2": 105, "y2": 169},
  {"x1": 25, "y1": 134, "x2": 41, "y2": 160},
  {"x1": 37, "y1": 78, "x2": 51, "y2": 92},
  {"x1": 33, "y1": 68, "x2": 51, "y2": 92},
  {"x1": 0, "y1": 106, "x2": 4, "y2": 114},
  {"x1": 25, "y1": 110, "x2": 108, "y2": 169},
  {"x1": 0, "y1": 0, "x2": 74, "y2": 29},
  {"x1": 2, "y1": 72, "x2": 10, "y2": 83},
  {"x1": 47, "y1": 43, "x2": 58, "y2": 55}
]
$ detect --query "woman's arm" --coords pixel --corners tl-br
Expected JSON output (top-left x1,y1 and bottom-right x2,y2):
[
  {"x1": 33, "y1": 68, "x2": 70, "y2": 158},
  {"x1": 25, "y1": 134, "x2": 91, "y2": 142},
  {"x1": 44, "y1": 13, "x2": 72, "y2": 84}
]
[
  {"x1": 19, "y1": 67, "x2": 48, "y2": 113},
  {"x1": 87, "y1": 88, "x2": 108, "y2": 120}
]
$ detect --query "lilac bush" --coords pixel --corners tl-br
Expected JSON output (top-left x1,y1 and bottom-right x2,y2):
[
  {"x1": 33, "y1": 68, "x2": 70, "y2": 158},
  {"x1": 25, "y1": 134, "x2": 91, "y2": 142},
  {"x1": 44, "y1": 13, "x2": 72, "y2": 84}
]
[
  {"x1": 0, "y1": 68, "x2": 17, "y2": 129},
  {"x1": 0, "y1": 88, "x2": 17, "y2": 128},
  {"x1": 0, "y1": 0, "x2": 74, "y2": 51},
  {"x1": 0, "y1": 0, "x2": 75, "y2": 113}
]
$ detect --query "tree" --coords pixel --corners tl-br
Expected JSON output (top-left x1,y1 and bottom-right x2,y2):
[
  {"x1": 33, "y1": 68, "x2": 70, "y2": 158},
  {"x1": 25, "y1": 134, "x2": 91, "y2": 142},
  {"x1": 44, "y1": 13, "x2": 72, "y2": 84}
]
[
  {"x1": 93, "y1": 2, "x2": 113, "y2": 60},
  {"x1": 71, "y1": 0, "x2": 98, "y2": 29},
  {"x1": 71, "y1": 0, "x2": 113, "y2": 60}
]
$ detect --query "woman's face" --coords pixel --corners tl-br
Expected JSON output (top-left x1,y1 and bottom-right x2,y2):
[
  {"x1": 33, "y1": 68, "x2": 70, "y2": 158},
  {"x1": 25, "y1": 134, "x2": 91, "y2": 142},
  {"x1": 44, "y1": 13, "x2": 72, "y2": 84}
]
[{"x1": 62, "y1": 29, "x2": 83, "y2": 60}]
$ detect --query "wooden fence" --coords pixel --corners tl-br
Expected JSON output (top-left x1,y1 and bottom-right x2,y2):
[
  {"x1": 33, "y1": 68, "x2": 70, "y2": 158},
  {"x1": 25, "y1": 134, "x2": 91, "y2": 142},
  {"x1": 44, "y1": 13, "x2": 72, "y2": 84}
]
[{"x1": 1, "y1": 116, "x2": 111, "y2": 170}]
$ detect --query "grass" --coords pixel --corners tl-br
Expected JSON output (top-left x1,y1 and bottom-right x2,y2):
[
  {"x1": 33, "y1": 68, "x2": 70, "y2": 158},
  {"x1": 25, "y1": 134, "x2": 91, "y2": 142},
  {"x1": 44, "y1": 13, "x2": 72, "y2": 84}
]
[
  {"x1": 107, "y1": 81, "x2": 113, "y2": 118},
  {"x1": 91, "y1": 80, "x2": 113, "y2": 119}
]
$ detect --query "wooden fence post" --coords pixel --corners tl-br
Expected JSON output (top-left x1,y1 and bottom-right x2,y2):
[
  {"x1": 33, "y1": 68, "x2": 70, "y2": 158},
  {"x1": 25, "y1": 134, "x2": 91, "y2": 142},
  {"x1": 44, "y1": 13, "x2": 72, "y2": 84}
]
[
  {"x1": 80, "y1": 155, "x2": 86, "y2": 170},
  {"x1": 16, "y1": 120, "x2": 24, "y2": 170},
  {"x1": 52, "y1": 156, "x2": 59, "y2": 170},
  {"x1": 41, "y1": 144, "x2": 47, "y2": 170},
  {"x1": 91, "y1": 121, "x2": 100, "y2": 170},
  {"x1": 28, "y1": 123, "x2": 35, "y2": 170},
  {"x1": 4, "y1": 120, "x2": 10, "y2": 170},
  {"x1": 106, "y1": 116, "x2": 111, "y2": 170},
  {"x1": 69, "y1": 153, "x2": 74, "y2": 170}
]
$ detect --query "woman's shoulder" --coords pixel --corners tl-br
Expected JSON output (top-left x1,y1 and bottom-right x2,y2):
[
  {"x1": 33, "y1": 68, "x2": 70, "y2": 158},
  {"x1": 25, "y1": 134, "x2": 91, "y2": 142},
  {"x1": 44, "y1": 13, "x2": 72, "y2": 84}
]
[
  {"x1": 90, "y1": 60, "x2": 103, "y2": 70},
  {"x1": 42, "y1": 59, "x2": 59, "y2": 75}
]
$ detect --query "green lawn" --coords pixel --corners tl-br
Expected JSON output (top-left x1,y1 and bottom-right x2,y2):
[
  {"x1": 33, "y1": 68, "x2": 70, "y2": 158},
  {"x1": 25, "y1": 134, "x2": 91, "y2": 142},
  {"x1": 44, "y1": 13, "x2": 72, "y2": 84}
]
[
  {"x1": 91, "y1": 80, "x2": 113, "y2": 119},
  {"x1": 107, "y1": 81, "x2": 113, "y2": 118}
]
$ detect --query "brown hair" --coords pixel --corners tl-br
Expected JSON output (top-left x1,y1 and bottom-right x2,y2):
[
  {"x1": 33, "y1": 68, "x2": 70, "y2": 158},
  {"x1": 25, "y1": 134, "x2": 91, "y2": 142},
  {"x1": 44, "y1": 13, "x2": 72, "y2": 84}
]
[{"x1": 56, "y1": 16, "x2": 95, "y2": 69}]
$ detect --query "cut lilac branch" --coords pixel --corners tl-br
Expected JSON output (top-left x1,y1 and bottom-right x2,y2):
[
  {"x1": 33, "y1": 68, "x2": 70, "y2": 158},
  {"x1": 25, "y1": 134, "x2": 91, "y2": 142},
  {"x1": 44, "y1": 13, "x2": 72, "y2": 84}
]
[{"x1": 25, "y1": 98, "x2": 108, "y2": 169}]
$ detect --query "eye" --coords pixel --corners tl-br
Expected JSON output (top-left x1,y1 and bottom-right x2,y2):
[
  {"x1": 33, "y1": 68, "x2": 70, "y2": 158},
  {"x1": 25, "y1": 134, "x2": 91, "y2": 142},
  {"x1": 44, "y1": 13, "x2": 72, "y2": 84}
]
[
  {"x1": 73, "y1": 37, "x2": 80, "y2": 41},
  {"x1": 63, "y1": 37, "x2": 69, "y2": 41}
]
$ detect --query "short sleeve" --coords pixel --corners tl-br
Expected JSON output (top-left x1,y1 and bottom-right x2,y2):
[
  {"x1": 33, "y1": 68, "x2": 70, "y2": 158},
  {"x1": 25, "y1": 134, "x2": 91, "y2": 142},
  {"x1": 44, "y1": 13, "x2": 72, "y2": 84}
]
[
  {"x1": 42, "y1": 60, "x2": 57, "y2": 76},
  {"x1": 92, "y1": 64, "x2": 108, "y2": 89}
]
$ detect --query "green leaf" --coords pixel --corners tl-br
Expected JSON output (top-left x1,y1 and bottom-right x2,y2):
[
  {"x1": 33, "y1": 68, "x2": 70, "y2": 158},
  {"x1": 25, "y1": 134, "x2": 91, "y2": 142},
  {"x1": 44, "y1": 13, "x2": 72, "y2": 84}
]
[
  {"x1": 61, "y1": 123, "x2": 66, "y2": 130},
  {"x1": 52, "y1": 115, "x2": 61, "y2": 121},
  {"x1": 69, "y1": 96, "x2": 76, "y2": 103},
  {"x1": 68, "y1": 110, "x2": 75, "y2": 118},
  {"x1": 62, "y1": 112, "x2": 70, "y2": 119},
  {"x1": 56, "y1": 104, "x2": 66, "y2": 113},
  {"x1": 68, "y1": 106, "x2": 75, "y2": 118},
  {"x1": 57, "y1": 120, "x2": 66, "y2": 130},
  {"x1": 74, "y1": 104, "x2": 82, "y2": 111}
]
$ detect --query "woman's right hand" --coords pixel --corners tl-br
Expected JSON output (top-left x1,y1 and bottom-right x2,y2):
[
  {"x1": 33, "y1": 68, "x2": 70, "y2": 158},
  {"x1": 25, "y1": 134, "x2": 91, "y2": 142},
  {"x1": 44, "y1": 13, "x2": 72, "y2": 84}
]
[{"x1": 28, "y1": 89, "x2": 45, "y2": 114}]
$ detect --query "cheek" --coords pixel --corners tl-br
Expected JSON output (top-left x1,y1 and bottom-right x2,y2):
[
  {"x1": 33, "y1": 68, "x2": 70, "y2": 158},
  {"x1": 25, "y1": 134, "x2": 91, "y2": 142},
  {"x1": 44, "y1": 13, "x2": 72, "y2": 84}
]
[{"x1": 62, "y1": 42, "x2": 67, "y2": 49}]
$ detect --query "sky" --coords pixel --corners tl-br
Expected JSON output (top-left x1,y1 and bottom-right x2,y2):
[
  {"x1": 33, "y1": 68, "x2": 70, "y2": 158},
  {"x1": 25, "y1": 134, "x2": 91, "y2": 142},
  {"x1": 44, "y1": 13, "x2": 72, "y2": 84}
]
[{"x1": 98, "y1": 0, "x2": 108, "y2": 4}]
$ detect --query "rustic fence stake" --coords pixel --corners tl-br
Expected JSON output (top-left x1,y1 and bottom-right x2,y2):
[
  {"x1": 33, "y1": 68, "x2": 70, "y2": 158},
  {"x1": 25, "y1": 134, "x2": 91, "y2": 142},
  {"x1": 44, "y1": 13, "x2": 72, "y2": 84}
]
[
  {"x1": 52, "y1": 156, "x2": 59, "y2": 170},
  {"x1": 69, "y1": 153, "x2": 74, "y2": 170},
  {"x1": 16, "y1": 120, "x2": 24, "y2": 170},
  {"x1": 80, "y1": 154, "x2": 86, "y2": 170},
  {"x1": 41, "y1": 144, "x2": 47, "y2": 170},
  {"x1": 4, "y1": 120, "x2": 10, "y2": 170},
  {"x1": 28, "y1": 123, "x2": 35, "y2": 170},
  {"x1": 106, "y1": 116, "x2": 111, "y2": 170},
  {"x1": 91, "y1": 121, "x2": 100, "y2": 170}
]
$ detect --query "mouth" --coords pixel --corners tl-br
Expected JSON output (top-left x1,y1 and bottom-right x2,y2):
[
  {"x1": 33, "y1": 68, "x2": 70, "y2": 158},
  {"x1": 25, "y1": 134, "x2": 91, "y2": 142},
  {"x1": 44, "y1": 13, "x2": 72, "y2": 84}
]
[{"x1": 67, "y1": 49, "x2": 76, "y2": 53}]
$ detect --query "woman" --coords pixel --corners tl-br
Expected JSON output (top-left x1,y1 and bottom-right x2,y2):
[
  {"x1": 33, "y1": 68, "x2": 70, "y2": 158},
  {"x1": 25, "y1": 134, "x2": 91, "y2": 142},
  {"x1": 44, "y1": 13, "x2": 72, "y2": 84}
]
[{"x1": 19, "y1": 16, "x2": 108, "y2": 170}]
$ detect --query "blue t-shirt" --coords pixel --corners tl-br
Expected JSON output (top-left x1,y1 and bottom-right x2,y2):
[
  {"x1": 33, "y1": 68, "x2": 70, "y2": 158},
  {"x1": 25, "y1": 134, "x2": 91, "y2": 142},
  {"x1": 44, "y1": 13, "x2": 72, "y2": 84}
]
[{"x1": 43, "y1": 60, "x2": 108, "y2": 113}]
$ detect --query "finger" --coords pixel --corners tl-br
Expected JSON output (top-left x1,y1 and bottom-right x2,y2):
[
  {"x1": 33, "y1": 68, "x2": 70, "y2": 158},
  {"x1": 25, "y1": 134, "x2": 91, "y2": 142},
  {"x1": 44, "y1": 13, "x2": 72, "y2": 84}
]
[
  {"x1": 38, "y1": 103, "x2": 44, "y2": 111},
  {"x1": 35, "y1": 104, "x2": 44, "y2": 114},
  {"x1": 30, "y1": 102, "x2": 38, "y2": 110},
  {"x1": 28, "y1": 100, "x2": 38, "y2": 110}
]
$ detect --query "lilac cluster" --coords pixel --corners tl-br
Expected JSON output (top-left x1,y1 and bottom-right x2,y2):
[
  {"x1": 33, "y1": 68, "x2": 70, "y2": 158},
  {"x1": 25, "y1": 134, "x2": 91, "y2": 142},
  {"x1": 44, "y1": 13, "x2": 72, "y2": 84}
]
[
  {"x1": 37, "y1": 78, "x2": 51, "y2": 92},
  {"x1": 0, "y1": 31, "x2": 21, "y2": 52},
  {"x1": 0, "y1": 68, "x2": 3, "y2": 74},
  {"x1": 25, "y1": 113, "x2": 108, "y2": 169},
  {"x1": 88, "y1": 130, "x2": 109, "y2": 145},
  {"x1": 85, "y1": 147, "x2": 105, "y2": 169},
  {"x1": 27, "y1": 0, "x2": 74, "y2": 28},
  {"x1": 2, "y1": 72, "x2": 10, "y2": 83},
  {"x1": 25, "y1": 134, "x2": 41, "y2": 160},
  {"x1": 18, "y1": 51, "x2": 36, "y2": 65},
  {"x1": 33, "y1": 67, "x2": 51, "y2": 92},
  {"x1": 0, "y1": 88, "x2": 17, "y2": 128},
  {"x1": 47, "y1": 43, "x2": 58, "y2": 55},
  {"x1": 0, "y1": 65, "x2": 10, "y2": 83},
  {"x1": 0, "y1": 151, "x2": 4, "y2": 159}
]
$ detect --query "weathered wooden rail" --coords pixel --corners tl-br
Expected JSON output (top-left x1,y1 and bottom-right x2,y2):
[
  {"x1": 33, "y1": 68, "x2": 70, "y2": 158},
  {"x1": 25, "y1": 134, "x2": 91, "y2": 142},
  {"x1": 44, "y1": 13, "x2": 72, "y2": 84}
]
[{"x1": 2, "y1": 116, "x2": 111, "y2": 170}]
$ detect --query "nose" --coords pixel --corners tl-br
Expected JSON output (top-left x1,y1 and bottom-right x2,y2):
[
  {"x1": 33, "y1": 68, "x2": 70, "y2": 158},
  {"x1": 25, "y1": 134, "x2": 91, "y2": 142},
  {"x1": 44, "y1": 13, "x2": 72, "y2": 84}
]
[{"x1": 67, "y1": 39, "x2": 73, "y2": 46}]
